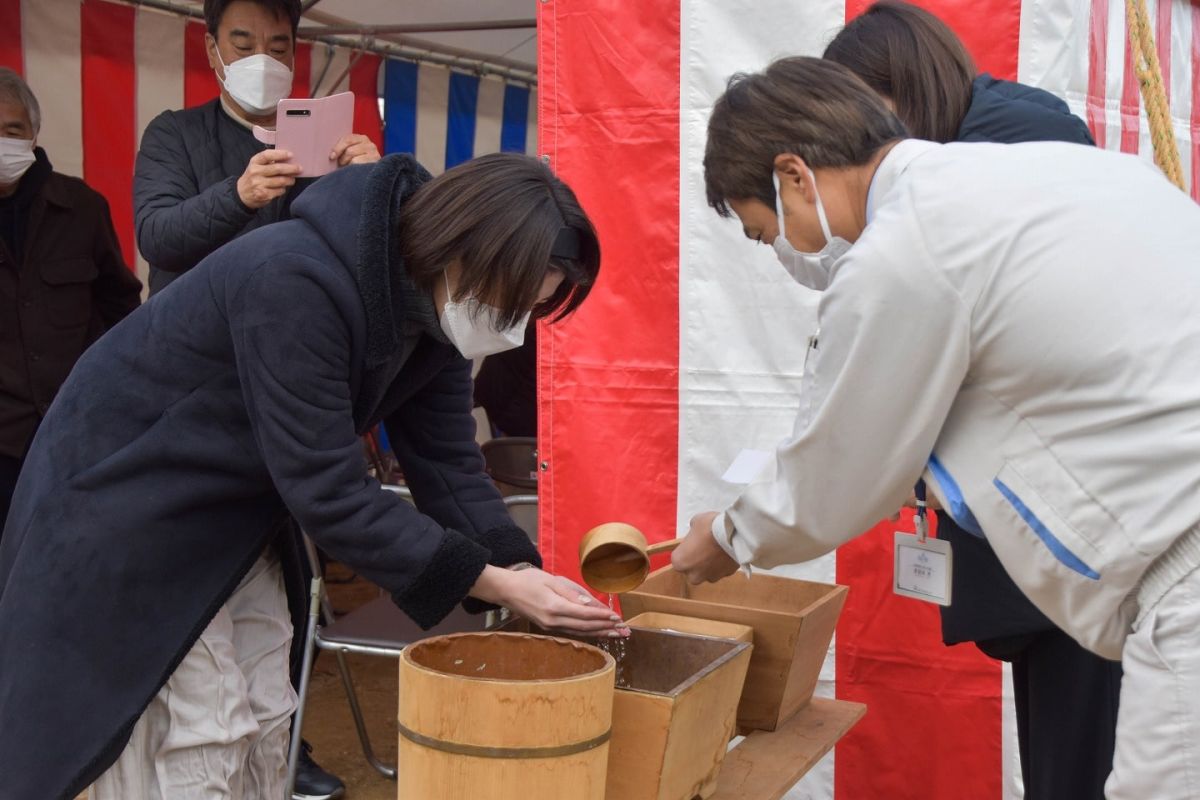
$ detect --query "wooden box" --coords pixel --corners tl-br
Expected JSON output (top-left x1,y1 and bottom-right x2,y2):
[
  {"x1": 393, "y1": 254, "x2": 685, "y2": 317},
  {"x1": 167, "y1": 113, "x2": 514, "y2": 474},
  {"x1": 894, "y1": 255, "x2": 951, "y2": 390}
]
[
  {"x1": 609, "y1": 627, "x2": 752, "y2": 800},
  {"x1": 620, "y1": 567, "x2": 847, "y2": 732},
  {"x1": 624, "y1": 612, "x2": 754, "y2": 645},
  {"x1": 499, "y1": 621, "x2": 752, "y2": 800}
]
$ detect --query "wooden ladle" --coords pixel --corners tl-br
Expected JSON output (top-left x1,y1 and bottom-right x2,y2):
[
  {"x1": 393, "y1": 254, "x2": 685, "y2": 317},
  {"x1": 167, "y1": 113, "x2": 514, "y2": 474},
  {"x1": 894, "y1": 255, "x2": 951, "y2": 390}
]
[{"x1": 578, "y1": 522, "x2": 681, "y2": 594}]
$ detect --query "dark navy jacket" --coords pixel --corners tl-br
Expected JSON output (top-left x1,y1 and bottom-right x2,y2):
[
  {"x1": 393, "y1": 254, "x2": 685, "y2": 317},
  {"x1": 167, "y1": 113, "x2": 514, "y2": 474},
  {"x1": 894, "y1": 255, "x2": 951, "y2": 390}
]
[
  {"x1": 939, "y1": 74, "x2": 1095, "y2": 653},
  {"x1": 0, "y1": 155, "x2": 539, "y2": 800},
  {"x1": 134, "y1": 99, "x2": 313, "y2": 296}
]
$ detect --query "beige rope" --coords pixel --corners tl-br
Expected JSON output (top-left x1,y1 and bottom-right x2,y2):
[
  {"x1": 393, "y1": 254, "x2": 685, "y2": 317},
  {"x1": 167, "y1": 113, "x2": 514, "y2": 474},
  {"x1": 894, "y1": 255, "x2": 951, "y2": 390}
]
[{"x1": 1125, "y1": 0, "x2": 1186, "y2": 190}]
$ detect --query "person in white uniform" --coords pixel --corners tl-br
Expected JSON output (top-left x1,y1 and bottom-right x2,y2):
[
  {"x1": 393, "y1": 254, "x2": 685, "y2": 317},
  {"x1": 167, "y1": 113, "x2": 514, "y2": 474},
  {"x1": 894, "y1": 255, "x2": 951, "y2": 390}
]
[{"x1": 671, "y1": 55, "x2": 1200, "y2": 799}]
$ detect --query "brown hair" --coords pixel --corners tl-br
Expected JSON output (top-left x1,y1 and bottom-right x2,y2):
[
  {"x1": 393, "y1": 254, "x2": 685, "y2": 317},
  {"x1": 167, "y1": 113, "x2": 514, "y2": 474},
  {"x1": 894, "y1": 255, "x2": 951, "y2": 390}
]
[
  {"x1": 398, "y1": 153, "x2": 601, "y2": 329},
  {"x1": 823, "y1": 1, "x2": 975, "y2": 143},
  {"x1": 204, "y1": 0, "x2": 301, "y2": 37},
  {"x1": 704, "y1": 56, "x2": 907, "y2": 216}
]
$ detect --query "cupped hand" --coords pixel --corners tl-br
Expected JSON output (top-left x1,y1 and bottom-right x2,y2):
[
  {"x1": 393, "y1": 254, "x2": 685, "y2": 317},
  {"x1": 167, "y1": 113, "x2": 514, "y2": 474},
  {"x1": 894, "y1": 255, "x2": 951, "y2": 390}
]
[{"x1": 474, "y1": 566, "x2": 630, "y2": 637}]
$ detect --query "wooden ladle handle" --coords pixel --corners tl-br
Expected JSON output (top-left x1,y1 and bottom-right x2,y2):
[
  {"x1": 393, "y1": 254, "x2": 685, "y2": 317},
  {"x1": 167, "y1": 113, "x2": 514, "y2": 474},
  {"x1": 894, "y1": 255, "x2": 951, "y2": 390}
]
[{"x1": 644, "y1": 538, "x2": 683, "y2": 557}]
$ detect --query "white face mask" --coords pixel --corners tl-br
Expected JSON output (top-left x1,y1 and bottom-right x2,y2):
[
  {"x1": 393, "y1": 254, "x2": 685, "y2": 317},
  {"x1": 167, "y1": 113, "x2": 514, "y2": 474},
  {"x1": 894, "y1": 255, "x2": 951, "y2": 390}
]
[
  {"x1": 215, "y1": 50, "x2": 293, "y2": 117},
  {"x1": 0, "y1": 136, "x2": 35, "y2": 186},
  {"x1": 439, "y1": 272, "x2": 530, "y2": 360},
  {"x1": 772, "y1": 170, "x2": 852, "y2": 291}
]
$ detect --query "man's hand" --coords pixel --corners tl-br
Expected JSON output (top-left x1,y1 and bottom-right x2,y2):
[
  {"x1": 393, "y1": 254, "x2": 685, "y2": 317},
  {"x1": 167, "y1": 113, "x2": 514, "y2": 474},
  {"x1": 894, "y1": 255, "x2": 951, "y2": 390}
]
[
  {"x1": 331, "y1": 133, "x2": 381, "y2": 167},
  {"x1": 671, "y1": 511, "x2": 740, "y2": 585},
  {"x1": 237, "y1": 149, "x2": 302, "y2": 209}
]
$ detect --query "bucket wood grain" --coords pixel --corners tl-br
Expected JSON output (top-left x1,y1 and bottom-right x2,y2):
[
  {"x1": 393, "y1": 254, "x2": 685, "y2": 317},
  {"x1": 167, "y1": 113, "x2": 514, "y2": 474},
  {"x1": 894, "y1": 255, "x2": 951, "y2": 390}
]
[{"x1": 398, "y1": 632, "x2": 615, "y2": 799}]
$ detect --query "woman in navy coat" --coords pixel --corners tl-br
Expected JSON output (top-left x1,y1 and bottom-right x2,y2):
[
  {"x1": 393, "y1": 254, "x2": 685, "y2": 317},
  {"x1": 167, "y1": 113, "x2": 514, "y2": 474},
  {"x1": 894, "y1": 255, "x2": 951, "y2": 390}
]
[{"x1": 0, "y1": 152, "x2": 616, "y2": 799}]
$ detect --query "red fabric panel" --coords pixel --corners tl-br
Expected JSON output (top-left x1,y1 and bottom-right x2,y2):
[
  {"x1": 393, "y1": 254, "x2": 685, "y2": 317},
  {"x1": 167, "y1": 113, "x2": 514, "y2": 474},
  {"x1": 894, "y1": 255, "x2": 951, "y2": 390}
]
[
  {"x1": 536, "y1": 0, "x2": 680, "y2": 587},
  {"x1": 289, "y1": 40, "x2": 311, "y2": 99},
  {"x1": 1087, "y1": 0, "x2": 1110, "y2": 147},
  {"x1": 81, "y1": 0, "x2": 135, "y2": 270},
  {"x1": 0, "y1": 0, "x2": 21, "y2": 75},
  {"x1": 1120, "y1": 6, "x2": 1141, "y2": 153},
  {"x1": 838, "y1": 5, "x2": 1010, "y2": 797},
  {"x1": 845, "y1": 0, "x2": 1019, "y2": 79},
  {"x1": 349, "y1": 53, "x2": 382, "y2": 151},
  {"x1": 836, "y1": 515, "x2": 1002, "y2": 800},
  {"x1": 184, "y1": 19, "x2": 218, "y2": 109},
  {"x1": 1192, "y1": 1, "x2": 1199, "y2": 202}
]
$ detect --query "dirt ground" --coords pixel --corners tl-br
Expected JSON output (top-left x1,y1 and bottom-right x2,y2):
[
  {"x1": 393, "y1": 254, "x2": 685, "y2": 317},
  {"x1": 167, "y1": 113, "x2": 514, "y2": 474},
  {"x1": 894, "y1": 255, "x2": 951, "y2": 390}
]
[
  {"x1": 300, "y1": 650, "x2": 401, "y2": 800},
  {"x1": 300, "y1": 563, "x2": 402, "y2": 800}
]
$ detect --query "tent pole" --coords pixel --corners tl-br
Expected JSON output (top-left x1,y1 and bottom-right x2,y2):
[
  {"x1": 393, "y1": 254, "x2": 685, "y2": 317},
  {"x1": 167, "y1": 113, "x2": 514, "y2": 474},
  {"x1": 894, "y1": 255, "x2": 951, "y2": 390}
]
[{"x1": 299, "y1": 20, "x2": 537, "y2": 36}]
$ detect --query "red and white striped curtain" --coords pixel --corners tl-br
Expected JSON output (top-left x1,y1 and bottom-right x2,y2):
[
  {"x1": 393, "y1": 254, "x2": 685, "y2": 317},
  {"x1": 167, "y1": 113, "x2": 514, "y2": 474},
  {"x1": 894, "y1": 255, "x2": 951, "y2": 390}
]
[
  {"x1": 0, "y1": 0, "x2": 385, "y2": 288},
  {"x1": 536, "y1": 1, "x2": 1200, "y2": 799}
]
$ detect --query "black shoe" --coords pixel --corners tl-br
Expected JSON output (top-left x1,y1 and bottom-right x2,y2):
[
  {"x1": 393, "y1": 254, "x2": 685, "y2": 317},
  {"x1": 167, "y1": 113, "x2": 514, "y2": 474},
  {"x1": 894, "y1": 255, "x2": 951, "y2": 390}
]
[{"x1": 293, "y1": 740, "x2": 346, "y2": 800}]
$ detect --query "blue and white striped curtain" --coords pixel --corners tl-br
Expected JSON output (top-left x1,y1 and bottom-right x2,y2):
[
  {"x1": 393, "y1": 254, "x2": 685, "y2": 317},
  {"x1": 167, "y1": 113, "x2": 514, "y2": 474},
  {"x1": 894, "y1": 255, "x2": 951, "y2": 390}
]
[{"x1": 383, "y1": 60, "x2": 538, "y2": 173}]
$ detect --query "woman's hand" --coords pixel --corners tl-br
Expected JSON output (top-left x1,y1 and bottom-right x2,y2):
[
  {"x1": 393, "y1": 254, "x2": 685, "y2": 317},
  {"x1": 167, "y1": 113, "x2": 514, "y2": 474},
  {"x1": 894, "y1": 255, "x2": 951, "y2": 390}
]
[{"x1": 470, "y1": 566, "x2": 630, "y2": 637}]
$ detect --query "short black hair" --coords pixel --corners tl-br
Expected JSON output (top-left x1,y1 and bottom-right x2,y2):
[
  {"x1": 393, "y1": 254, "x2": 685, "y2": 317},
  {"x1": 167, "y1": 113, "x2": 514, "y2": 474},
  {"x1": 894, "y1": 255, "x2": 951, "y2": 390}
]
[
  {"x1": 704, "y1": 56, "x2": 908, "y2": 217},
  {"x1": 204, "y1": 0, "x2": 301, "y2": 37},
  {"x1": 398, "y1": 153, "x2": 602, "y2": 329}
]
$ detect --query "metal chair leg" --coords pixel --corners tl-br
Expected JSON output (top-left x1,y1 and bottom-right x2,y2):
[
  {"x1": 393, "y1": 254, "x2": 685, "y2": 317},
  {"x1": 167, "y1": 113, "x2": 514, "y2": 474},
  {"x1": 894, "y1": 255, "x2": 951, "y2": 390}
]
[
  {"x1": 333, "y1": 649, "x2": 397, "y2": 778},
  {"x1": 284, "y1": 577, "x2": 324, "y2": 799}
]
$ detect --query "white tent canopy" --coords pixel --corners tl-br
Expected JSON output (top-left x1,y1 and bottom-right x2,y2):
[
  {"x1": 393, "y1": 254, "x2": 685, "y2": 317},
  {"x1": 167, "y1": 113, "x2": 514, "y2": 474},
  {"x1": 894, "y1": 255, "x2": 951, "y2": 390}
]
[{"x1": 130, "y1": 0, "x2": 539, "y2": 83}]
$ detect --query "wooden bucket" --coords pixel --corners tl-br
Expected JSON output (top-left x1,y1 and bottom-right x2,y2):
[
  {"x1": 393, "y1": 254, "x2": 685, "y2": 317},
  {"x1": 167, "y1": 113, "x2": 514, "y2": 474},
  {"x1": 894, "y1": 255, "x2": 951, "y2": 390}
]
[{"x1": 398, "y1": 631, "x2": 615, "y2": 800}]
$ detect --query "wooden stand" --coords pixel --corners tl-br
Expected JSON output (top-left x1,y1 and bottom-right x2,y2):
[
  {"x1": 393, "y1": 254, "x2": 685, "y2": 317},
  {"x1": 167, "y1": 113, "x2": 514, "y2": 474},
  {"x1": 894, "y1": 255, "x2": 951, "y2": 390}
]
[{"x1": 703, "y1": 698, "x2": 866, "y2": 800}]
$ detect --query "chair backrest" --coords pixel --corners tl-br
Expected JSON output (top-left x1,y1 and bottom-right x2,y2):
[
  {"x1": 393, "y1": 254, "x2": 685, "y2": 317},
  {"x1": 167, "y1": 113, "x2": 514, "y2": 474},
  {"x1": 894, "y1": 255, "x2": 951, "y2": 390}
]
[
  {"x1": 381, "y1": 484, "x2": 415, "y2": 505},
  {"x1": 503, "y1": 494, "x2": 538, "y2": 546},
  {"x1": 481, "y1": 437, "x2": 539, "y2": 495}
]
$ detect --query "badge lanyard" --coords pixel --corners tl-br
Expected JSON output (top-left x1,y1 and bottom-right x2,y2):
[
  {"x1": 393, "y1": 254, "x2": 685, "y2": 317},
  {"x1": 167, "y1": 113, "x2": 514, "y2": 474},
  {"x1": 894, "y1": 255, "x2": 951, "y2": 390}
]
[
  {"x1": 913, "y1": 479, "x2": 929, "y2": 542},
  {"x1": 893, "y1": 478, "x2": 954, "y2": 606}
]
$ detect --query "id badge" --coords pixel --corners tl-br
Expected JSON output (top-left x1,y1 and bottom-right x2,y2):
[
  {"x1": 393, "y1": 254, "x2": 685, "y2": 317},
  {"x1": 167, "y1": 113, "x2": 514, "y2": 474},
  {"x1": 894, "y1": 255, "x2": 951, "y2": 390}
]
[{"x1": 893, "y1": 532, "x2": 953, "y2": 606}]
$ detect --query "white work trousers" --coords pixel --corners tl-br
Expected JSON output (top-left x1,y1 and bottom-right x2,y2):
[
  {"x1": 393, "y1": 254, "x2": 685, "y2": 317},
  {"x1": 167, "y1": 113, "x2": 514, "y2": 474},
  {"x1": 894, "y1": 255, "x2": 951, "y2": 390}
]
[
  {"x1": 93, "y1": 553, "x2": 297, "y2": 800},
  {"x1": 1107, "y1": 565, "x2": 1200, "y2": 799}
]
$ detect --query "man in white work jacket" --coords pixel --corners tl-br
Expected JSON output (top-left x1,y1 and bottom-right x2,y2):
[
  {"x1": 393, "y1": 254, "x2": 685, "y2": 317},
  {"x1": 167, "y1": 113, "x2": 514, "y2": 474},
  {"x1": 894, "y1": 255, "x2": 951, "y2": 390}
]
[{"x1": 673, "y1": 56, "x2": 1200, "y2": 799}]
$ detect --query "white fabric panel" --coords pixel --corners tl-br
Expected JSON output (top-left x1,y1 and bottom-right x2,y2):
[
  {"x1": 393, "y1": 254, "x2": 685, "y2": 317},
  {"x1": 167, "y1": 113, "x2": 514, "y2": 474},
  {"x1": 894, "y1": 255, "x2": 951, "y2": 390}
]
[
  {"x1": 22, "y1": 0, "x2": 83, "y2": 178},
  {"x1": 1016, "y1": 0, "x2": 1090, "y2": 102},
  {"x1": 473, "y1": 75, "x2": 505, "y2": 156},
  {"x1": 1166, "y1": 0, "x2": 1194, "y2": 194},
  {"x1": 134, "y1": 9, "x2": 185, "y2": 291},
  {"x1": 526, "y1": 87, "x2": 538, "y2": 155},
  {"x1": 679, "y1": 2, "x2": 845, "y2": 798},
  {"x1": 415, "y1": 62, "x2": 450, "y2": 174},
  {"x1": 1103, "y1": 0, "x2": 1129, "y2": 150},
  {"x1": 1002, "y1": 662, "x2": 1024, "y2": 800},
  {"x1": 1018, "y1": 0, "x2": 1196, "y2": 192}
]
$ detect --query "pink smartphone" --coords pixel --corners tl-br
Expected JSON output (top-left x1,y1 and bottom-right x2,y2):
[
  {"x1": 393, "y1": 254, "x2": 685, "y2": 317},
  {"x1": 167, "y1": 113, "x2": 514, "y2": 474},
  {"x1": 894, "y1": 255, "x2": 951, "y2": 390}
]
[{"x1": 252, "y1": 91, "x2": 355, "y2": 177}]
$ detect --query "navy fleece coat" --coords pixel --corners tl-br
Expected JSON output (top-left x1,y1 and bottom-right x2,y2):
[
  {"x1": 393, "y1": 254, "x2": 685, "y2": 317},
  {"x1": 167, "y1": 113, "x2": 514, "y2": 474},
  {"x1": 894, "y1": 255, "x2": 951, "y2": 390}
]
[{"x1": 0, "y1": 154, "x2": 540, "y2": 800}]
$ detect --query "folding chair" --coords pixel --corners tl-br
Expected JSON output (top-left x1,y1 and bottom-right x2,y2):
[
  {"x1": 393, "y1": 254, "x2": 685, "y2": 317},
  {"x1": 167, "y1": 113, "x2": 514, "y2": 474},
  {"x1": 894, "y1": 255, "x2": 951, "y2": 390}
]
[
  {"x1": 480, "y1": 436, "x2": 539, "y2": 496},
  {"x1": 284, "y1": 488, "x2": 539, "y2": 791},
  {"x1": 502, "y1": 494, "x2": 538, "y2": 547}
]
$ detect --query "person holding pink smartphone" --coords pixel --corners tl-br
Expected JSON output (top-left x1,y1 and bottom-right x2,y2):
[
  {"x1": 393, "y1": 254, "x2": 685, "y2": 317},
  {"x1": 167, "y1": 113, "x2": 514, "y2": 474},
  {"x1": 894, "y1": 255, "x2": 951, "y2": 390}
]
[
  {"x1": 131, "y1": 1, "x2": 377, "y2": 796},
  {"x1": 133, "y1": 0, "x2": 379, "y2": 299}
]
